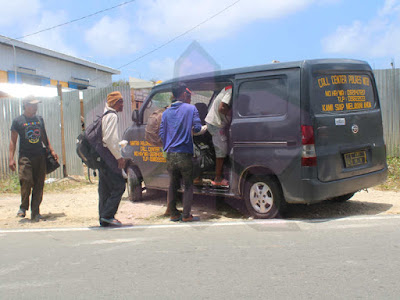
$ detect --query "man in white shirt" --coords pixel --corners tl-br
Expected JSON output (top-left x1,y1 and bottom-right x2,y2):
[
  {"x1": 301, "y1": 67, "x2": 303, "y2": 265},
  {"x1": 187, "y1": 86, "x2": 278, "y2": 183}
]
[
  {"x1": 205, "y1": 85, "x2": 232, "y2": 187},
  {"x1": 97, "y1": 91, "x2": 127, "y2": 227}
]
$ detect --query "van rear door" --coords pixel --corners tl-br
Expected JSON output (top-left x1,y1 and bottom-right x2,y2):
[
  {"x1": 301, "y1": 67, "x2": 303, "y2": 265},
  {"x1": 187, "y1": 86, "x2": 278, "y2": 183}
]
[{"x1": 310, "y1": 70, "x2": 386, "y2": 182}]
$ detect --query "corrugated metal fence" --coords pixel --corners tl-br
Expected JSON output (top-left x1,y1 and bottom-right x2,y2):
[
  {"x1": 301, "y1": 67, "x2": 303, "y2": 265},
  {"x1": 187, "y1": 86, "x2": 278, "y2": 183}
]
[
  {"x1": 0, "y1": 96, "x2": 64, "y2": 178},
  {"x1": 0, "y1": 84, "x2": 132, "y2": 179},
  {"x1": 373, "y1": 69, "x2": 400, "y2": 157},
  {"x1": 0, "y1": 98, "x2": 22, "y2": 178},
  {"x1": 62, "y1": 90, "x2": 83, "y2": 177},
  {"x1": 82, "y1": 84, "x2": 132, "y2": 141}
]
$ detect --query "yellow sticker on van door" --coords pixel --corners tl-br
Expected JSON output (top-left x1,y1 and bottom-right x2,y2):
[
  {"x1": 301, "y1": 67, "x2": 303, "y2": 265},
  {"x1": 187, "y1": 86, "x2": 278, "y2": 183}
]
[{"x1": 129, "y1": 140, "x2": 166, "y2": 163}]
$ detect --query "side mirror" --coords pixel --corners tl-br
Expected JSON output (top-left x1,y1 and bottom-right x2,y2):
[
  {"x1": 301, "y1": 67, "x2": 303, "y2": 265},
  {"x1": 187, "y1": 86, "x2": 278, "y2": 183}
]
[{"x1": 132, "y1": 110, "x2": 139, "y2": 124}]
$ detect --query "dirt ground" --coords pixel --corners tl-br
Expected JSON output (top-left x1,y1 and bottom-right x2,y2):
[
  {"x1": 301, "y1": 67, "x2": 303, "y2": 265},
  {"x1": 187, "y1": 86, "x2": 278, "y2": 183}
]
[{"x1": 0, "y1": 178, "x2": 399, "y2": 229}]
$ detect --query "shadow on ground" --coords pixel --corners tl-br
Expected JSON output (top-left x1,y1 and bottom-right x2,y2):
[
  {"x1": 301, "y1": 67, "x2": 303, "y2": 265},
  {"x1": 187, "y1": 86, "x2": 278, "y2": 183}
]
[
  {"x1": 284, "y1": 200, "x2": 393, "y2": 220},
  {"x1": 121, "y1": 190, "x2": 244, "y2": 221},
  {"x1": 17, "y1": 212, "x2": 67, "y2": 224},
  {"x1": 121, "y1": 189, "x2": 394, "y2": 221}
]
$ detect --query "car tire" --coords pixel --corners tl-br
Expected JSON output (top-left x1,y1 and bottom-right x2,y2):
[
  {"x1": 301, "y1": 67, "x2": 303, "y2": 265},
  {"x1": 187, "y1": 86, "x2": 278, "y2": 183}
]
[
  {"x1": 244, "y1": 175, "x2": 285, "y2": 219},
  {"x1": 127, "y1": 166, "x2": 143, "y2": 202},
  {"x1": 331, "y1": 192, "x2": 355, "y2": 202}
]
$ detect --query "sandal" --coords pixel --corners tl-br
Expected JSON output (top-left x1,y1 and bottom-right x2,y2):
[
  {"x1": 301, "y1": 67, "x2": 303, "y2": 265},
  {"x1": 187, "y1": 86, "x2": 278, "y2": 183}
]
[
  {"x1": 17, "y1": 209, "x2": 26, "y2": 218},
  {"x1": 211, "y1": 179, "x2": 229, "y2": 187}
]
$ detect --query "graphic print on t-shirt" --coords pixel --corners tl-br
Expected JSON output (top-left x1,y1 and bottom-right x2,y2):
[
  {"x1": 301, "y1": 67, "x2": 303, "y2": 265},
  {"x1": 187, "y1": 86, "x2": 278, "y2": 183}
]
[{"x1": 24, "y1": 121, "x2": 41, "y2": 144}]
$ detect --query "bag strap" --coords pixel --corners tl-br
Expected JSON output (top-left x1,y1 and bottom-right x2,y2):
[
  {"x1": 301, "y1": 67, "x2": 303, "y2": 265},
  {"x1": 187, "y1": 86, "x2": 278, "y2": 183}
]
[{"x1": 39, "y1": 116, "x2": 50, "y2": 149}]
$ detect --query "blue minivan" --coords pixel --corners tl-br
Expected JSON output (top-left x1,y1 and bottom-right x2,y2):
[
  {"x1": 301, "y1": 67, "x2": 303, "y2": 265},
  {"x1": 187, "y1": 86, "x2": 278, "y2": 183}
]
[{"x1": 122, "y1": 59, "x2": 387, "y2": 218}]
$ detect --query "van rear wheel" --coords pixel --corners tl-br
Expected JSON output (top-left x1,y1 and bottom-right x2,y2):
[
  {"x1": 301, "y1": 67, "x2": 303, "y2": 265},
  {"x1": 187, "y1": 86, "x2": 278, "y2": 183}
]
[{"x1": 244, "y1": 176, "x2": 285, "y2": 219}]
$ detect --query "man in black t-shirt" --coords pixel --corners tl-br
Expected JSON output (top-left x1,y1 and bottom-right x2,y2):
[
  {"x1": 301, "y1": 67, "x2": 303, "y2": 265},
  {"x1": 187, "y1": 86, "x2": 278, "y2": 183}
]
[{"x1": 9, "y1": 97, "x2": 58, "y2": 222}]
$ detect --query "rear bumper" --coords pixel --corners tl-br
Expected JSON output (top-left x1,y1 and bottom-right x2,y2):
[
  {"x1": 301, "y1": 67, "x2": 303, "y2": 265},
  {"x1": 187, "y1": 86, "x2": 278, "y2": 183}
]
[{"x1": 285, "y1": 167, "x2": 388, "y2": 204}]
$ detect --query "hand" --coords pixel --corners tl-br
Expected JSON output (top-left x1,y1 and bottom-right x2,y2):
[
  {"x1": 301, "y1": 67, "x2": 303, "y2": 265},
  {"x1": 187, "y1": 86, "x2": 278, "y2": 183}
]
[
  {"x1": 117, "y1": 158, "x2": 126, "y2": 169},
  {"x1": 193, "y1": 124, "x2": 208, "y2": 136},
  {"x1": 51, "y1": 150, "x2": 59, "y2": 162},
  {"x1": 9, "y1": 159, "x2": 16, "y2": 171},
  {"x1": 199, "y1": 124, "x2": 208, "y2": 135}
]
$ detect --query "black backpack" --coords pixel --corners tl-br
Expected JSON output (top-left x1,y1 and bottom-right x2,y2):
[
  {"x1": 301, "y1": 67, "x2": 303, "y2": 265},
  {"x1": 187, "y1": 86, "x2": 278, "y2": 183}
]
[{"x1": 76, "y1": 111, "x2": 115, "y2": 169}]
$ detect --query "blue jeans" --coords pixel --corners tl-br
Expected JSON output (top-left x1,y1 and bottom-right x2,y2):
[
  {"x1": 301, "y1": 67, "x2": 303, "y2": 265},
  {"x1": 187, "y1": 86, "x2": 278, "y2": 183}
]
[{"x1": 166, "y1": 152, "x2": 193, "y2": 218}]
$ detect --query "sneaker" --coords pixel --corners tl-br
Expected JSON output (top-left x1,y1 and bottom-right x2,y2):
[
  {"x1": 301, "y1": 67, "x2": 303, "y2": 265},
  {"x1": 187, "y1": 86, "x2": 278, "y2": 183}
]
[
  {"x1": 17, "y1": 209, "x2": 26, "y2": 218},
  {"x1": 100, "y1": 217, "x2": 122, "y2": 227},
  {"x1": 181, "y1": 215, "x2": 200, "y2": 222},
  {"x1": 170, "y1": 214, "x2": 181, "y2": 222}
]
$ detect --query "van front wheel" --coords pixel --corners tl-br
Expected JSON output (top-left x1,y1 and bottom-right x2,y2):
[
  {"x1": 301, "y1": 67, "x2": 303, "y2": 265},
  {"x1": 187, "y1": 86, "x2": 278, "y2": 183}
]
[
  {"x1": 127, "y1": 166, "x2": 143, "y2": 202},
  {"x1": 244, "y1": 176, "x2": 285, "y2": 219}
]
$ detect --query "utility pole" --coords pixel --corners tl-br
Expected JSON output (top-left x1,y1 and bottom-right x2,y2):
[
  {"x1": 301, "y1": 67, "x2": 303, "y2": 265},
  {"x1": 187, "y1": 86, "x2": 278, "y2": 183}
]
[{"x1": 57, "y1": 84, "x2": 68, "y2": 177}]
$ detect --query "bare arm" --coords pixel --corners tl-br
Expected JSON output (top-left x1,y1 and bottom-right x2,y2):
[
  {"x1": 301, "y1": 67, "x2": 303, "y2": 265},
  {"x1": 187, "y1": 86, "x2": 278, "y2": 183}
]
[
  {"x1": 9, "y1": 131, "x2": 18, "y2": 171},
  {"x1": 46, "y1": 137, "x2": 59, "y2": 161}
]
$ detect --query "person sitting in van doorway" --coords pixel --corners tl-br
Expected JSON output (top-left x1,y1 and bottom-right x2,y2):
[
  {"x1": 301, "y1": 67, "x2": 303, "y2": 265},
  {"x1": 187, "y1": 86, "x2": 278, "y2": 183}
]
[
  {"x1": 205, "y1": 85, "x2": 232, "y2": 187},
  {"x1": 159, "y1": 82, "x2": 203, "y2": 222}
]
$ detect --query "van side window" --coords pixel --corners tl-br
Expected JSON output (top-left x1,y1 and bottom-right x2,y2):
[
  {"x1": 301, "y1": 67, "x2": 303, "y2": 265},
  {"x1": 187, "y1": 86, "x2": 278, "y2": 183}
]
[
  {"x1": 143, "y1": 92, "x2": 172, "y2": 124},
  {"x1": 190, "y1": 91, "x2": 213, "y2": 125},
  {"x1": 237, "y1": 78, "x2": 288, "y2": 117}
]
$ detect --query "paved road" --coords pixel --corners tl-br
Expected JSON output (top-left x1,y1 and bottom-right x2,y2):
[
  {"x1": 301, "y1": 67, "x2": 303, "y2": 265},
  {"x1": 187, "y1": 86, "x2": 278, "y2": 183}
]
[{"x1": 1, "y1": 215, "x2": 400, "y2": 299}]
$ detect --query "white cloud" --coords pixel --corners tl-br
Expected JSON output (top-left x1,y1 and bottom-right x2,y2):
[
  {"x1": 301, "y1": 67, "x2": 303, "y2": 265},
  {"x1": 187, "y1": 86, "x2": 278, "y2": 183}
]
[
  {"x1": 149, "y1": 57, "x2": 175, "y2": 80},
  {"x1": 84, "y1": 16, "x2": 141, "y2": 57},
  {"x1": 0, "y1": 0, "x2": 41, "y2": 27},
  {"x1": 379, "y1": 0, "x2": 400, "y2": 16},
  {"x1": 22, "y1": 10, "x2": 77, "y2": 57},
  {"x1": 322, "y1": 0, "x2": 400, "y2": 58},
  {"x1": 136, "y1": 0, "x2": 315, "y2": 42}
]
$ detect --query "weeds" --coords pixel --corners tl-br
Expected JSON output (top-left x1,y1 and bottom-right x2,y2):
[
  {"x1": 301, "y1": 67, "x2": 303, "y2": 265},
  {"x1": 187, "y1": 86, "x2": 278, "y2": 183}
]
[
  {"x1": 0, "y1": 175, "x2": 91, "y2": 194},
  {"x1": 376, "y1": 157, "x2": 400, "y2": 191},
  {"x1": 0, "y1": 175, "x2": 20, "y2": 193}
]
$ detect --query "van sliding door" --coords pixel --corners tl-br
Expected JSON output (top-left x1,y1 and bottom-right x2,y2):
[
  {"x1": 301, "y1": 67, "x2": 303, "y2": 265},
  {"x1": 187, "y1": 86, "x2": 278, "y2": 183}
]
[{"x1": 230, "y1": 68, "x2": 301, "y2": 187}]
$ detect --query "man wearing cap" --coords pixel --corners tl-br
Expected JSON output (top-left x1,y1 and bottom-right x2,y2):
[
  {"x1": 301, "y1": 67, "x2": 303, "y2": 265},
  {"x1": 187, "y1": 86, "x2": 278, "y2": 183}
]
[
  {"x1": 159, "y1": 82, "x2": 202, "y2": 222},
  {"x1": 96, "y1": 91, "x2": 127, "y2": 227},
  {"x1": 9, "y1": 97, "x2": 59, "y2": 222}
]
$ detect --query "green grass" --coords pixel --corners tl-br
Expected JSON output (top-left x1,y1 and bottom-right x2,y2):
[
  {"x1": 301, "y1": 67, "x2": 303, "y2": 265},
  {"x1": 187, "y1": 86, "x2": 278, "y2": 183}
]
[
  {"x1": 0, "y1": 175, "x2": 20, "y2": 193},
  {"x1": 376, "y1": 157, "x2": 400, "y2": 191},
  {"x1": 0, "y1": 175, "x2": 92, "y2": 194}
]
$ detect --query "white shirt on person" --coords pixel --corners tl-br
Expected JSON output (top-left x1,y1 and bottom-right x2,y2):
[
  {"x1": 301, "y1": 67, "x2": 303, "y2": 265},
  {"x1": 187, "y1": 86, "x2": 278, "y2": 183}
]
[
  {"x1": 205, "y1": 86, "x2": 232, "y2": 128},
  {"x1": 102, "y1": 104, "x2": 122, "y2": 160}
]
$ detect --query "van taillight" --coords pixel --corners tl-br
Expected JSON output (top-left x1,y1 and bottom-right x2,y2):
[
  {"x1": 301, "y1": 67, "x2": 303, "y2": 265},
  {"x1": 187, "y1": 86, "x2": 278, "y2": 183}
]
[{"x1": 301, "y1": 125, "x2": 317, "y2": 166}]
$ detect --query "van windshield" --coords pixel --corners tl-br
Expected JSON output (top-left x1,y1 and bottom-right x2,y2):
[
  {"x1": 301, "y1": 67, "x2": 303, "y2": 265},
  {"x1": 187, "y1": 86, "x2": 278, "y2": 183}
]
[{"x1": 312, "y1": 73, "x2": 376, "y2": 113}]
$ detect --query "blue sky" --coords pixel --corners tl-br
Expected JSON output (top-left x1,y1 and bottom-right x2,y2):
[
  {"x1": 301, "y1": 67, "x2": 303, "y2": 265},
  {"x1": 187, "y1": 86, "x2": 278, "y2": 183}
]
[{"x1": 0, "y1": 0, "x2": 399, "y2": 82}]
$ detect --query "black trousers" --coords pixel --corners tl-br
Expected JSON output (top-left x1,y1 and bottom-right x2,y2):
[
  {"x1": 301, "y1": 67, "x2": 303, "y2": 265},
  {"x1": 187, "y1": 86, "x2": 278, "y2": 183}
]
[
  {"x1": 166, "y1": 152, "x2": 194, "y2": 219},
  {"x1": 98, "y1": 164, "x2": 126, "y2": 220}
]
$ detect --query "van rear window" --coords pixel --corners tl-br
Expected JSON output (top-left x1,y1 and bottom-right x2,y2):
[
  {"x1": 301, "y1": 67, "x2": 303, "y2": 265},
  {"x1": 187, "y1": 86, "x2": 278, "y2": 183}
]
[{"x1": 312, "y1": 73, "x2": 376, "y2": 113}]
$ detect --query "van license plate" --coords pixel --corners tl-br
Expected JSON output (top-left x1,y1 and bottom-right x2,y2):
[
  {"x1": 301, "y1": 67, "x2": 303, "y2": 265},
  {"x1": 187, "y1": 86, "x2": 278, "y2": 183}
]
[{"x1": 344, "y1": 150, "x2": 367, "y2": 168}]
